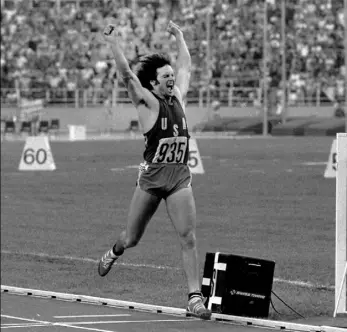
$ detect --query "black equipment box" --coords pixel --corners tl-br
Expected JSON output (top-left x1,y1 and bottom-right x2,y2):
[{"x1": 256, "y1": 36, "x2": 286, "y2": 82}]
[{"x1": 201, "y1": 252, "x2": 275, "y2": 318}]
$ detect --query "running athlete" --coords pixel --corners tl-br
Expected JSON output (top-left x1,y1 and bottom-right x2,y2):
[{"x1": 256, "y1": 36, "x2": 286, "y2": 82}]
[{"x1": 98, "y1": 21, "x2": 211, "y2": 320}]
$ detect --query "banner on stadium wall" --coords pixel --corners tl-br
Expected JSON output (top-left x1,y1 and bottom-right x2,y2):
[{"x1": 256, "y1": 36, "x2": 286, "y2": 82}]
[
  {"x1": 18, "y1": 99, "x2": 45, "y2": 121},
  {"x1": 68, "y1": 125, "x2": 86, "y2": 141}
]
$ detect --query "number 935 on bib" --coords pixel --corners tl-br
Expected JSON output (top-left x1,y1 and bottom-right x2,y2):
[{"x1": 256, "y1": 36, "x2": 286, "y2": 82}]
[
  {"x1": 152, "y1": 136, "x2": 188, "y2": 164},
  {"x1": 152, "y1": 137, "x2": 204, "y2": 174}
]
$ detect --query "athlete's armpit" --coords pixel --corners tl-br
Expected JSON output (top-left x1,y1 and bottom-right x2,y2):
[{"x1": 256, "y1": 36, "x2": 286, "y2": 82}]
[
  {"x1": 121, "y1": 72, "x2": 157, "y2": 110},
  {"x1": 121, "y1": 74, "x2": 133, "y2": 88}
]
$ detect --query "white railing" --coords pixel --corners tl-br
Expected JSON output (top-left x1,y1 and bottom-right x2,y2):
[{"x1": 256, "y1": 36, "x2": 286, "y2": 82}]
[
  {"x1": 0, "y1": 85, "x2": 340, "y2": 109},
  {"x1": 1, "y1": 87, "x2": 260, "y2": 108}
]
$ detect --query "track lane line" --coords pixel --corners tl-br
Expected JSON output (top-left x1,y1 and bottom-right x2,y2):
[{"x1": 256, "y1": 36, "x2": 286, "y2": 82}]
[{"x1": 1, "y1": 250, "x2": 334, "y2": 290}]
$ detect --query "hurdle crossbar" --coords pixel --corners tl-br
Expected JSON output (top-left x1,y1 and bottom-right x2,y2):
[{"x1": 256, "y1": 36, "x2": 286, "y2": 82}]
[{"x1": 1, "y1": 285, "x2": 344, "y2": 332}]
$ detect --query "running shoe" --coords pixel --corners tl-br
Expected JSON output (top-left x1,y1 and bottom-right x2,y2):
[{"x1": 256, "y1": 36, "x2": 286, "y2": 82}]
[
  {"x1": 98, "y1": 249, "x2": 119, "y2": 277},
  {"x1": 186, "y1": 293, "x2": 212, "y2": 320}
]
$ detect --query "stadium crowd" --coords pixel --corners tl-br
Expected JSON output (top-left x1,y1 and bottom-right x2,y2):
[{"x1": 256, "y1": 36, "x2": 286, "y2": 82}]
[{"x1": 0, "y1": 0, "x2": 345, "y2": 105}]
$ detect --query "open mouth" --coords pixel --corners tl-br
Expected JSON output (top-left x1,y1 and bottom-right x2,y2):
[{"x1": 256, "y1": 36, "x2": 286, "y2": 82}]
[{"x1": 166, "y1": 81, "x2": 174, "y2": 92}]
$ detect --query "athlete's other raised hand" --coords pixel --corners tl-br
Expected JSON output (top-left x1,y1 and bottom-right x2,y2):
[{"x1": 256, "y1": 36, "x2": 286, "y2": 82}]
[{"x1": 166, "y1": 20, "x2": 183, "y2": 38}]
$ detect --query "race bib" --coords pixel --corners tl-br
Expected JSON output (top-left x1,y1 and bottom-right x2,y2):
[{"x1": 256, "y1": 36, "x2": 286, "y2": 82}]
[{"x1": 152, "y1": 136, "x2": 188, "y2": 164}]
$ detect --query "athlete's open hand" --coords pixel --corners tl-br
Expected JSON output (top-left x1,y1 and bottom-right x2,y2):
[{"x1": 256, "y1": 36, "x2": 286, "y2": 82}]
[{"x1": 166, "y1": 20, "x2": 183, "y2": 38}]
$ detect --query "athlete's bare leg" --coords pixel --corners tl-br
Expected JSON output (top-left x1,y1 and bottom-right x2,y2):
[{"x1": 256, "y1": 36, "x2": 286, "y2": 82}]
[
  {"x1": 114, "y1": 186, "x2": 162, "y2": 253},
  {"x1": 98, "y1": 185, "x2": 161, "y2": 277},
  {"x1": 165, "y1": 186, "x2": 200, "y2": 293}
]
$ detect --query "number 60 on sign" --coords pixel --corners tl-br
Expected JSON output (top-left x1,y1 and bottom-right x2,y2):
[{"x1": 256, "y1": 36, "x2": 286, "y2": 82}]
[{"x1": 19, "y1": 137, "x2": 56, "y2": 171}]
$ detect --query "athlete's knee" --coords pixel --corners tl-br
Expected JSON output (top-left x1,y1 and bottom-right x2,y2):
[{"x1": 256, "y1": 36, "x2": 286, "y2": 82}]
[{"x1": 179, "y1": 229, "x2": 197, "y2": 250}]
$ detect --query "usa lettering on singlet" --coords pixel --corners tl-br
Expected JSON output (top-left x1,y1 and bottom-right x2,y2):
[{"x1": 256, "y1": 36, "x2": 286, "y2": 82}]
[{"x1": 143, "y1": 94, "x2": 190, "y2": 165}]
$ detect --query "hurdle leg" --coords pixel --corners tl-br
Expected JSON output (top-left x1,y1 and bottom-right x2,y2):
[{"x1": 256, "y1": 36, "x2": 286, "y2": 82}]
[{"x1": 333, "y1": 262, "x2": 347, "y2": 317}]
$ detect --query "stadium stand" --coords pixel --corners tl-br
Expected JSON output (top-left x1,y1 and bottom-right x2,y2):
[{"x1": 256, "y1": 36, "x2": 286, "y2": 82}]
[
  {"x1": 0, "y1": 0, "x2": 345, "y2": 135},
  {"x1": 1, "y1": 0, "x2": 344, "y2": 100}
]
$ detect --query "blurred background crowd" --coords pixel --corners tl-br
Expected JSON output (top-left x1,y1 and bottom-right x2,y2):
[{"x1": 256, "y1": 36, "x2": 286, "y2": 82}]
[{"x1": 0, "y1": 0, "x2": 345, "y2": 107}]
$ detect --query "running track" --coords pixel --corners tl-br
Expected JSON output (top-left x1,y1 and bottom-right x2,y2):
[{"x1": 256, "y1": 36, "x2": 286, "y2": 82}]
[
  {"x1": 1, "y1": 289, "x2": 346, "y2": 332},
  {"x1": 1, "y1": 292, "x2": 275, "y2": 332}
]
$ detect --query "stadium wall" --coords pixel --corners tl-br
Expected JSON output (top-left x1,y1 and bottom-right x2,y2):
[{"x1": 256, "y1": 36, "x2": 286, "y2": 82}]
[{"x1": 0, "y1": 105, "x2": 337, "y2": 133}]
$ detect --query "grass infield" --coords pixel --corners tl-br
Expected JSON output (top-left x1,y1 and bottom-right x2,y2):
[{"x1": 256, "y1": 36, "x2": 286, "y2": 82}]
[{"x1": 0, "y1": 136, "x2": 337, "y2": 320}]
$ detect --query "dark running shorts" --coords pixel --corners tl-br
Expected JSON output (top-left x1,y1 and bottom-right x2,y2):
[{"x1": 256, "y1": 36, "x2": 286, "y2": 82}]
[{"x1": 136, "y1": 162, "x2": 192, "y2": 199}]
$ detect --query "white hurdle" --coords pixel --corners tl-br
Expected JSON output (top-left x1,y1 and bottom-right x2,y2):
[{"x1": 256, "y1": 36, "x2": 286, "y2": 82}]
[{"x1": 334, "y1": 133, "x2": 347, "y2": 317}]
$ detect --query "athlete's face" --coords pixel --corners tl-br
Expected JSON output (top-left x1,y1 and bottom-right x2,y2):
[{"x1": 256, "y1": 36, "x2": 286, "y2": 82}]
[{"x1": 154, "y1": 65, "x2": 175, "y2": 97}]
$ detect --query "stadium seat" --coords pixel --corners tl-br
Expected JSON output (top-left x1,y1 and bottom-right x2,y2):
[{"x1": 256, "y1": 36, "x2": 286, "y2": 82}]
[
  {"x1": 20, "y1": 121, "x2": 32, "y2": 134},
  {"x1": 128, "y1": 120, "x2": 139, "y2": 131},
  {"x1": 4, "y1": 120, "x2": 15, "y2": 134},
  {"x1": 49, "y1": 119, "x2": 60, "y2": 136},
  {"x1": 50, "y1": 119, "x2": 60, "y2": 130},
  {"x1": 39, "y1": 120, "x2": 49, "y2": 134}
]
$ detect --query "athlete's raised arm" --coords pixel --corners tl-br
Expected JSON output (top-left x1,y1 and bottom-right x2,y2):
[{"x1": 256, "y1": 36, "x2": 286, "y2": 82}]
[
  {"x1": 103, "y1": 24, "x2": 157, "y2": 110},
  {"x1": 167, "y1": 21, "x2": 192, "y2": 103}
]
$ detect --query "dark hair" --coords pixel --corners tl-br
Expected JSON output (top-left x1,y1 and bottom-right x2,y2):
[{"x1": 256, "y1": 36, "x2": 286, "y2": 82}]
[{"x1": 134, "y1": 53, "x2": 172, "y2": 90}]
